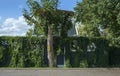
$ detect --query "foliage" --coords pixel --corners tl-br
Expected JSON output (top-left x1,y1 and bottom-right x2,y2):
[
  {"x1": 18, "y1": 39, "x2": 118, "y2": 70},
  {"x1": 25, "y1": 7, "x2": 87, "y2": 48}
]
[
  {"x1": 109, "y1": 46, "x2": 120, "y2": 67},
  {"x1": 79, "y1": 60, "x2": 88, "y2": 68},
  {"x1": 78, "y1": 23, "x2": 100, "y2": 37},
  {"x1": 91, "y1": 37, "x2": 109, "y2": 67},
  {"x1": 64, "y1": 37, "x2": 109, "y2": 68},
  {"x1": 0, "y1": 36, "x2": 120, "y2": 68},
  {"x1": 23, "y1": 0, "x2": 74, "y2": 67},
  {"x1": 0, "y1": 46, "x2": 4, "y2": 60},
  {"x1": 75, "y1": 0, "x2": 120, "y2": 38},
  {"x1": 64, "y1": 59, "x2": 72, "y2": 68},
  {"x1": 23, "y1": 0, "x2": 74, "y2": 36},
  {"x1": 0, "y1": 36, "x2": 45, "y2": 67}
]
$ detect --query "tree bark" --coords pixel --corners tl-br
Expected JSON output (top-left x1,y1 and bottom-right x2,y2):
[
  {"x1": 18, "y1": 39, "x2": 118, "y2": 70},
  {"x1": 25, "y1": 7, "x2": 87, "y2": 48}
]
[{"x1": 47, "y1": 26, "x2": 56, "y2": 67}]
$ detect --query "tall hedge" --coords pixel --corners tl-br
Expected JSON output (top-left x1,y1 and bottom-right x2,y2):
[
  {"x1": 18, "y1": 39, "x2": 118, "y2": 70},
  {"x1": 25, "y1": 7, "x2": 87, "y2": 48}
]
[
  {"x1": 0, "y1": 36, "x2": 46, "y2": 67},
  {"x1": 0, "y1": 36, "x2": 120, "y2": 68}
]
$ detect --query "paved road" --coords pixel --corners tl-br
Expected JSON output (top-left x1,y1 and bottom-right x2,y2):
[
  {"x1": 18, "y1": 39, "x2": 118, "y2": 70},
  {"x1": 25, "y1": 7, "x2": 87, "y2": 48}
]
[{"x1": 0, "y1": 68, "x2": 120, "y2": 76}]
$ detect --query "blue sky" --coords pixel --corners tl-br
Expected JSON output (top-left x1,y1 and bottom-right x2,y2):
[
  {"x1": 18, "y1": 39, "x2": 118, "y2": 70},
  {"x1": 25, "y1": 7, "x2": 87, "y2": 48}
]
[{"x1": 0, "y1": 0, "x2": 82, "y2": 36}]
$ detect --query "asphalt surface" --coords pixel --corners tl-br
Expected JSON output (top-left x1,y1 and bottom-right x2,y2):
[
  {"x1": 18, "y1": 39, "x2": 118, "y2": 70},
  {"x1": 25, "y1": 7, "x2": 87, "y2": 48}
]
[{"x1": 0, "y1": 68, "x2": 120, "y2": 76}]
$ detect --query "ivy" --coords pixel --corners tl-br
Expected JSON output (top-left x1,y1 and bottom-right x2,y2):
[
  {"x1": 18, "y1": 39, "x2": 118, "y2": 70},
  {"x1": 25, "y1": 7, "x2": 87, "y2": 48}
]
[{"x1": 0, "y1": 36, "x2": 120, "y2": 67}]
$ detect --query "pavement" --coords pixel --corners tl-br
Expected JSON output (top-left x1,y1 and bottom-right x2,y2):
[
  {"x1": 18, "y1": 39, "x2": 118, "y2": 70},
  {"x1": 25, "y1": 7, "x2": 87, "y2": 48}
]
[{"x1": 0, "y1": 68, "x2": 120, "y2": 76}]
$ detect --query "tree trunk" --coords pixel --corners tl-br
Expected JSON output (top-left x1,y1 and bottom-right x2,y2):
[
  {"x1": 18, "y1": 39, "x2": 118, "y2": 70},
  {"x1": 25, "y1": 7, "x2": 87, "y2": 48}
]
[{"x1": 47, "y1": 26, "x2": 56, "y2": 67}]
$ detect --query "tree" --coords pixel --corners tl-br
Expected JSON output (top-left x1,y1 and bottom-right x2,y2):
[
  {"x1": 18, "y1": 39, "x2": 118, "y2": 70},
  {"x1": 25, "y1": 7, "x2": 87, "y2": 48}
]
[
  {"x1": 75, "y1": 0, "x2": 120, "y2": 38},
  {"x1": 78, "y1": 23, "x2": 100, "y2": 37},
  {"x1": 23, "y1": 0, "x2": 74, "y2": 67}
]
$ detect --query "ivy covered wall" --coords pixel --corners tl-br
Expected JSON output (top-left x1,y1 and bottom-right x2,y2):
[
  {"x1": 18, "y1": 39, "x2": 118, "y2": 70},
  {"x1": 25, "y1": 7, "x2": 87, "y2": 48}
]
[
  {"x1": 0, "y1": 36, "x2": 120, "y2": 68},
  {"x1": 0, "y1": 37, "x2": 45, "y2": 67}
]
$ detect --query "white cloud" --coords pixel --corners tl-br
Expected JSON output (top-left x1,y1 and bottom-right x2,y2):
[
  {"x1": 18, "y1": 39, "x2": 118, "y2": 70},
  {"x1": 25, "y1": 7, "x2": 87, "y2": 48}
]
[{"x1": 0, "y1": 16, "x2": 33, "y2": 36}]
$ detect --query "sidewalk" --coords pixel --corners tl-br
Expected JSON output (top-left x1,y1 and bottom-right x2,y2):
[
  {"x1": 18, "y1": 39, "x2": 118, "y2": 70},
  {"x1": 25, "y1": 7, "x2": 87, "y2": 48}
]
[{"x1": 0, "y1": 68, "x2": 120, "y2": 76}]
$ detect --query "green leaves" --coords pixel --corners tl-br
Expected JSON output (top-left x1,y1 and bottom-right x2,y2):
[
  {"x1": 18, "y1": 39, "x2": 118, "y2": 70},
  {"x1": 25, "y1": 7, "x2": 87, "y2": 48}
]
[
  {"x1": 0, "y1": 47, "x2": 4, "y2": 59},
  {"x1": 78, "y1": 24, "x2": 100, "y2": 37},
  {"x1": 41, "y1": 0, "x2": 59, "y2": 10},
  {"x1": 117, "y1": 13, "x2": 120, "y2": 24},
  {"x1": 75, "y1": 0, "x2": 120, "y2": 38},
  {"x1": 23, "y1": 0, "x2": 59, "y2": 36},
  {"x1": 23, "y1": 0, "x2": 74, "y2": 37}
]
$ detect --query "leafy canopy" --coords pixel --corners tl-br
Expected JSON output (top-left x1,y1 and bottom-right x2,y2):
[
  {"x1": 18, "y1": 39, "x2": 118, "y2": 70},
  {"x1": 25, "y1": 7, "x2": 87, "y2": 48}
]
[
  {"x1": 75, "y1": 0, "x2": 120, "y2": 38},
  {"x1": 23, "y1": 0, "x2": 74, "y2": 36}
]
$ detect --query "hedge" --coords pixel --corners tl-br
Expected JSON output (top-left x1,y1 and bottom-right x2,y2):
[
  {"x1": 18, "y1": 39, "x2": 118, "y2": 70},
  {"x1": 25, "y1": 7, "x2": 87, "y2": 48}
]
[{"x1": 0, "y1": 36, "x2": 120, "y2": 68}]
